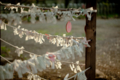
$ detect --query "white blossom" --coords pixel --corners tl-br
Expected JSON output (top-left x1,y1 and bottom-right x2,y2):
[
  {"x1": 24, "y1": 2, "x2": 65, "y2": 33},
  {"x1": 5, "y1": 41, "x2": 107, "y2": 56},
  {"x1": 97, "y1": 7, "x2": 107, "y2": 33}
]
[
  {"x1": 27, "y1": 72, "x2": 41, "y2": 80},
  {"x1": 15, "y1": 46, "x2": 24, "y2": 57},
  {"x1": 0, "y1": 22, "x2": 7, "y2": 30},
  {"x1": 64, "y1": 74, "x2": 69, "y2": 80}
]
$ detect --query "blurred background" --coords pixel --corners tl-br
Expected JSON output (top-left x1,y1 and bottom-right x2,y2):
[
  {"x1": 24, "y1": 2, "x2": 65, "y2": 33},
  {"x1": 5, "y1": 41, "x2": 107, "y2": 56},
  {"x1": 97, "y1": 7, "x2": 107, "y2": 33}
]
[{"x1": 0, "y1": 0, "x2": 120, "y2": 80}]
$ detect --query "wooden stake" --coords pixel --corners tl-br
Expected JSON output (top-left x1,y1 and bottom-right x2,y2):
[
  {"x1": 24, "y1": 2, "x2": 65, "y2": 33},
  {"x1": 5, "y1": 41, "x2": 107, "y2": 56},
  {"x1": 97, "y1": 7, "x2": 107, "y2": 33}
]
[{"x1": 85, "y1": 0, "x2": 96, "y2": 80}]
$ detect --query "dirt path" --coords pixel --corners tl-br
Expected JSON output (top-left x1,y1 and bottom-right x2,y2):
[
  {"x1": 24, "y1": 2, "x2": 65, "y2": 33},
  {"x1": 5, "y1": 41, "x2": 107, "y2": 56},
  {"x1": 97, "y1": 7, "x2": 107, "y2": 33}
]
[{"x1": 1, "y1": 19, "x2": 120, "y2": 80}]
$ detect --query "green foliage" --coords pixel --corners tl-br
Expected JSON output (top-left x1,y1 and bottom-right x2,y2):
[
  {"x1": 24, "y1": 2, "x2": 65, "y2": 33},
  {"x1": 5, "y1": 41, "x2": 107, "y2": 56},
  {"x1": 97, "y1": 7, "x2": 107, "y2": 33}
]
[
  {"x1": 1, "y1": 54, "x2": 6, "y2": 57},
  {"x1": 65, "y1": 32, "x2": 73, "y2": 36},
  {"x1": 82, "y1": 33, "x2": 85, "y2": 37},
  {"x1": 107, "y1": 14, "x2": 119, "y2": 18},
  {"x1": 102, "y1": 2, "x2": 109, "y2": 6},
  {"x1": 1, "y1": 46, "x2": 10, "y2": 57},
  {"x1": 97, "y1": 14, "x2": 120, "y2": 18},
  {"x1": 22, "y1": 16, "x2": 31, "y2": 22},
  {"x1": 37, "y1": 30, "x2": 49, "y2": 34},
  {"x1": 36, "y1": 16, "x2": 39, "y2": 21},
  {"x1": 19, "y1": 54, "x2": 28, "y2": 60},
  {"x1": 55, "y1": 32, "x2": 72, "y2": 36},
  {"x1": 27, "y1": 16, "x2": 31, "y2": 22},
  {"x1": 1, "y1": 46, "x2": 10, "y2": 53}
]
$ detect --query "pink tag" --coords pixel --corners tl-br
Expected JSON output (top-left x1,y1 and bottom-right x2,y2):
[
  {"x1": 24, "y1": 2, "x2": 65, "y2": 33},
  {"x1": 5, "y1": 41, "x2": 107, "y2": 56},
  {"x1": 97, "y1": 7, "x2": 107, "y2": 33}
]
[
  {"x1": 46, "y1": 52, "x2": 56, "y2": 62},
  {"x1": 66, "y1": 21, "x2": 72, "y2": 33},
  {"x1": 48, "y1": 54, "x2": 55, "y2": 62},
  {"x1": 45, "y1": 34, "x2": 49, "y2": 39}
]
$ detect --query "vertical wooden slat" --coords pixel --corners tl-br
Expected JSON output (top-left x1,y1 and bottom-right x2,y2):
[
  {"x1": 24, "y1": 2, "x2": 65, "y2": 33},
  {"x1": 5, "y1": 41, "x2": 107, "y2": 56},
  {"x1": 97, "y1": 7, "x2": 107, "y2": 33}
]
[{"x1": 85, "y1": 0, "x2": 96, "y2": 80}]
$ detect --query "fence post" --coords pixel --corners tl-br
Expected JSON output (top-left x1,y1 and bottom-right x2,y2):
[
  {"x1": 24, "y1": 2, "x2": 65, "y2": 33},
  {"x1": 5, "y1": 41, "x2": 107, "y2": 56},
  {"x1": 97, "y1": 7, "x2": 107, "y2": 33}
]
[{"x1": 85, "y1": 0, "x2": 96, "y2": 80}]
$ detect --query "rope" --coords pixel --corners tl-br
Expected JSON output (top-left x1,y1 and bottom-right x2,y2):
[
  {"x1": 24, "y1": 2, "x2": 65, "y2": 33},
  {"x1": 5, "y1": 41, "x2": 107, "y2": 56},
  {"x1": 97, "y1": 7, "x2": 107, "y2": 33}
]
[
  {"x1": 0, "y1": 38, "x2": 38, "y2": 56},
  {"x1": 5, "y1": 23, "x2": 84, "y2": 40},
  {"x1": 0, "y1": 38, "x2": 84, "y2": 65},
  {"x1": 0, "y1": 55, "x2": 12, "y2": 63},
  {"x1": 67, "y1": 67, "x2": 90, "y2": 80},
  {"x1": 0, "y1": 55, "x2": 47, "y2": 80},
  {"x1": 0, "y1": 1, "x2": 81, "y2": 13}
]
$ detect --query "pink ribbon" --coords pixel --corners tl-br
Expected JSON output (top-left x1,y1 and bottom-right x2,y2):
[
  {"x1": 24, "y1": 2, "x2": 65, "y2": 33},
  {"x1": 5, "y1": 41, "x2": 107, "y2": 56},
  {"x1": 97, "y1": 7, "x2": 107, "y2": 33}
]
[
  {"x1": 82, "y1": 38, "x2": 91, "y2": 47},
  {"x1": 46, "y1": 52, "x2": 56, "y2": 62}
]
